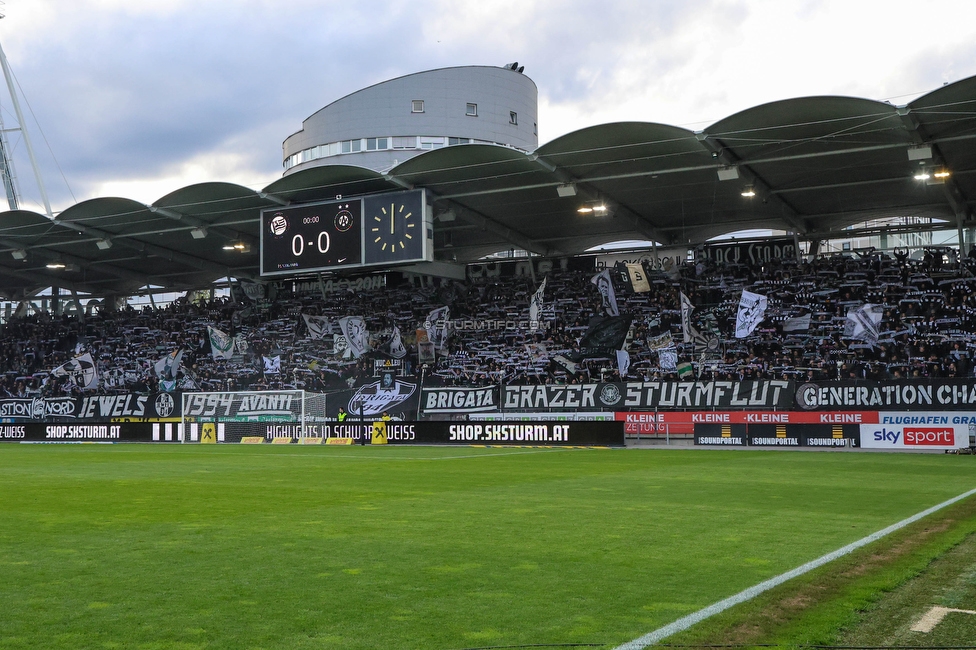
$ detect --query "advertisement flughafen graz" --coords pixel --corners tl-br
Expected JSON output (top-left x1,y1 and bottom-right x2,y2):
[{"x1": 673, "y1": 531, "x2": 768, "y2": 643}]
[{"x1": 2, "y1": 380, "x2": 975, "y2": 449}]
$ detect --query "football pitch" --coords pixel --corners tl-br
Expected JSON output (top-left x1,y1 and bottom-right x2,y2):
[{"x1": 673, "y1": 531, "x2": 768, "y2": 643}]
[{"x1": 1, "y1": 445, "x2": 974, "y2": 650}]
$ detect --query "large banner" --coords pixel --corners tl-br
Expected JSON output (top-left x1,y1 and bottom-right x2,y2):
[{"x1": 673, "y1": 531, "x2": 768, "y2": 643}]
[
  {"x1": 421, "y1": 387, "x2": 499, "y2": 414},
  {"x1": 796, "y1": 380, "x2": 976, "y2": 411},
  {"x1": 0, "y1": 393, "x2": 179, "y2": 422},
  {"x1": 502, "y1": 381, "x2": 793, "y2": 411},
  {"x1": 703, "y1": 237, "x2": 798, "y2": 264}
]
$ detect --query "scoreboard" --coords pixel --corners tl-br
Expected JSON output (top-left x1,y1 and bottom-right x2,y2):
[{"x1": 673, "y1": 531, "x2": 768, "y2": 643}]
[{"x1": 260, "y1": 189, "x2": 432, "y2": 277}]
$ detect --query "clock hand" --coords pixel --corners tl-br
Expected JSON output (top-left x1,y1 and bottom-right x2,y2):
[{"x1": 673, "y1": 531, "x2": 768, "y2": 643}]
[{"x1": 390, "y1": 204, "x2": 395, "y2": 235}]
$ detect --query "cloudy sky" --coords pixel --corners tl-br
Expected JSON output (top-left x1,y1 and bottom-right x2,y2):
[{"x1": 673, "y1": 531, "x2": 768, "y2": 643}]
[{"x1": 2, "y1": 0, "x2": 975, "y2": 213}]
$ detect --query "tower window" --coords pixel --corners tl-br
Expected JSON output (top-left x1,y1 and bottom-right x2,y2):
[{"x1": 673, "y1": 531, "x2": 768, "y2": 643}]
[
  {"x1": 509, "y1": 111, "x2": 518, "y2": 125},
  {"x1": 411, "y1": 100, "x2": 425, "y2": 113},
  {"x1": 466, "y1": 103, "x2": 478, "y2": 116}
]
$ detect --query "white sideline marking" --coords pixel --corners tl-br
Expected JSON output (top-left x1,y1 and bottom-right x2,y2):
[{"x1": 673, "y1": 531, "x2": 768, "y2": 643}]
[
  {"x1": 911, "y1": 606, "x2": 976, "y2": 633},
  {"x1": 615, "y1": 486, "x2": 976, "y2": 650}
]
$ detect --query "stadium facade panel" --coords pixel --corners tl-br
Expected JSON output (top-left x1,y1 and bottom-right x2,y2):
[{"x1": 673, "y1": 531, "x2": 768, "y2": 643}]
[{"x1": 282, "y1": 65, "x2": 538, "y2": 174}]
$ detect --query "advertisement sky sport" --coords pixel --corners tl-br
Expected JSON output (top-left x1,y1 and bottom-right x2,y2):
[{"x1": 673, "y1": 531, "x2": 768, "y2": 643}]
[{"x1": 260, "y1": 189, "x2": 431, "y2": 276}]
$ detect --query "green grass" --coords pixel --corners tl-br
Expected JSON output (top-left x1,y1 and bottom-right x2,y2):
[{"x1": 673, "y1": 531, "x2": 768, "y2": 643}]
[
  {"x1": 836, "y1": 528, "x2": 976, "y2": 647},
  {"x1": 0, "y1": 445, "x2": 974, "y2": 650}
]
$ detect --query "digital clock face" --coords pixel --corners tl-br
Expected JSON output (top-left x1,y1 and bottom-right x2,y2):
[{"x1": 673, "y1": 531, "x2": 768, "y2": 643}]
[{"x1": 260, "y1": 199, "x2": 362, "y2": 276}]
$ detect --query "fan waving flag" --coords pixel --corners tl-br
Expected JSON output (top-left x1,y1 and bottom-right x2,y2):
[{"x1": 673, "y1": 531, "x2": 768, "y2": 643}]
[
  {"x1": 338, "y1": 316, "x2": 370, "y2": 358},
  {"x1": 782, "y1": 314, "x2": 811, "y2": 332},
  {"x1": 578, "y1": 315, "x2": 632, "y2": 358},
  {"x1": 626, "y1": 263, "x2": 650, "y2": 292},
  {"x1": 735, "y1": 290, "x2": 767, "y2": 338},
  {"x1": 679, "y1": 292, "x2": 699, "y2": 343},
  {"x1": 263, "y1": 355, "x2": 281, "y2": 374},
  {"x1": 208, "y1": 326, "x2": 235, "y2": 360},
  {"x1": 591, "y1": 270, "x2": 619, "y2": 316},
  {"x1": 380, "y1": 326, "x2": 407, "y2": 359},
  {"x1": 52, "y1": 352, "x2": 99, "y2": 391},
  {"x1": 154, "y1": 349, "x2": 184, "y2": 380},
  {"x1": 425, "y1": 306, "x2": 450, "y2": 350},
  {"x1": 302, "y1": 314, "x2": 331, "y2": 340},
  {"x1": 529, "y1": 276, "x2": 547, "y2": 330},
  {"x1": 845, "y1": 304, "x2": 884, "y2": 346}
]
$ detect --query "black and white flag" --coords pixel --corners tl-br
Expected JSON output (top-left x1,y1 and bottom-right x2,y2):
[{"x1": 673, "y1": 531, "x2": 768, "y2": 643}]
[
  {"x1": 263, "y1": 355, "x2": 281, "y2": 374},
  {"x1": 680, "y1": 292, "x2": 699, "y2": 343},
  {"x1": 154, "y1": 349, "x2": 183, "y2": 380},
  {"x1": 553, "y1": 354, "x2": 579, "y2": 374},
  {"x1": 782, "y1": 314, "x2": 811, "y2": 332},
  {"x1": 425, "y1": 306, "x2": 451, "y2": 350},
  {"x1": 385, "y1": 326, "x2": 407, "y2": 359},
  {"x1": 338, "y1": 316, "x2": 370, "y2": 358},
  {"x1": 52, "y1": 352, "x2": 99, "y2": 391},
  {"x1": 591, "y1": 270, "x2": 619, "y2": 316},
  {"x1": 658, "y1": 347, "x2": 678, "y2": 371},
  {"x1": 845, "y1": 304, "x2": 884, "y2": 345},
  {"x1": 302, "y1": 314, "x2": 331, "y2": 340},
  {"x1": 208, "y1": 326, "x2": 235, "y2": 360},
  {"x1": 529, "y1": 276, "x2": 547, "y2": 330},
  {"x1": 647, "y1": 332, "x2": 674, "y2": 350},
  {"x1": 735, "y1": 290, "x2": 767, "y2": 338},
  {"x1": 626, "y1": 263, "x2": 650, "y2": 292}
]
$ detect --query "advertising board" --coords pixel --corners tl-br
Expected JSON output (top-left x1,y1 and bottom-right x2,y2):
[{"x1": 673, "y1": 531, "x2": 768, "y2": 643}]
[
  {"x1": 218, "y1": 421, "x2": 624, "y2": 446},
  {"x1": 860, "y1": 412, "x2": 975, "y2": 450}
]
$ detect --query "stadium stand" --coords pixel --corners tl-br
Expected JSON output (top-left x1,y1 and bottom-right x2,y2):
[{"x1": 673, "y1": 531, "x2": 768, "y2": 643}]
[{"x1": 3, "y1": 243, "x2": 974, "y2": 400}]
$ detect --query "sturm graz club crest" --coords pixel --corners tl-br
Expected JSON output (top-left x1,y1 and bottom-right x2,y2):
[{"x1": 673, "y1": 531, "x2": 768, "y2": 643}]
[
  {"x1": 348, "y1": 380, "x2": 417, "y2": 417},
  {"x1": 154, "y1": 393, "x2": 175, "y2": 418},
  {"x1": 599, "y1": 384, "x2": 622, "y2": 406},
  {"x1": 269, "y1": 213, "x2": 289, "y2": 238}
]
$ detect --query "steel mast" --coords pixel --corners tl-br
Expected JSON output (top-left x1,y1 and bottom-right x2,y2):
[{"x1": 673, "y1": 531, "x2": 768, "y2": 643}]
[{"x1": 0, "y1": 9, "x2": 53, "y2": 217}]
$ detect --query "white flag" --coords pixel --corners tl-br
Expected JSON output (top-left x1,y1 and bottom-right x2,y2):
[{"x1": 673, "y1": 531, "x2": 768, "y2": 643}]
[
  {"x1": 647, "y1": 332, "x2": 674, "y2": 350},
  {"x1": 338, "y1": 316, "x2": 370, "y2": 358},
  {"x1": 425, "y1": 306, "x2": 450, "y2": 350},
  {"x1": 388, "y1": 326, "x2": 407, "y2": 359},
  {"x1": 735, "y1": 290, "x2": 767, "y2": 338},
  {"x1": 154, "y1": 349, "x2": 183, "y2": 380},
  {"x1": 333, "y1": 334, "x2": 350, "y2": 358},
  {"x1": 52, "y1": 352, "x2": 99, "y2": 391},
  {"x1": 680, "y1": 292, "x2": 698, "y2": 343},
  {"x1": 302, "y1": 314, "x2": 331, "y2": 340},
  {"x1": 658, "y1": 347, "x2": 678, "y2": 371},
  {"x1": 616, "y1": 349, "x2": 631, "y2": 377},
  {"x1": 208, "y1": 326, "x2": 235, "y2": 360},
  {"x1": 263, "y1": 355, "x2": 281, "y2": 374},
  {"x1": 845, "y1": 304, "x2": 884, "y2": 345},
  {"x1": 591, "y1": 270, "x2": 619, "y2": 316},
  {"x1": 782, "y1": 314, "x2": 811, "y2": 332},
  {"x1": 529, "y1": 276, "x2": 547, "y2": 330}
]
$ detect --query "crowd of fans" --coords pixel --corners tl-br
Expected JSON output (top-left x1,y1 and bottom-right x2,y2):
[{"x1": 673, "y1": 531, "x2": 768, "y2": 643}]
[{"x1": 2, "y1": 244, "x2": 975, "y2": 398}]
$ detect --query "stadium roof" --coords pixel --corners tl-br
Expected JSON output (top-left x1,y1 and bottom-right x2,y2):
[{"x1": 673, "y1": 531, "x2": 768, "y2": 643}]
[{"x1": 0, "y1": 74, "x2": 974, "y2": 299}]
